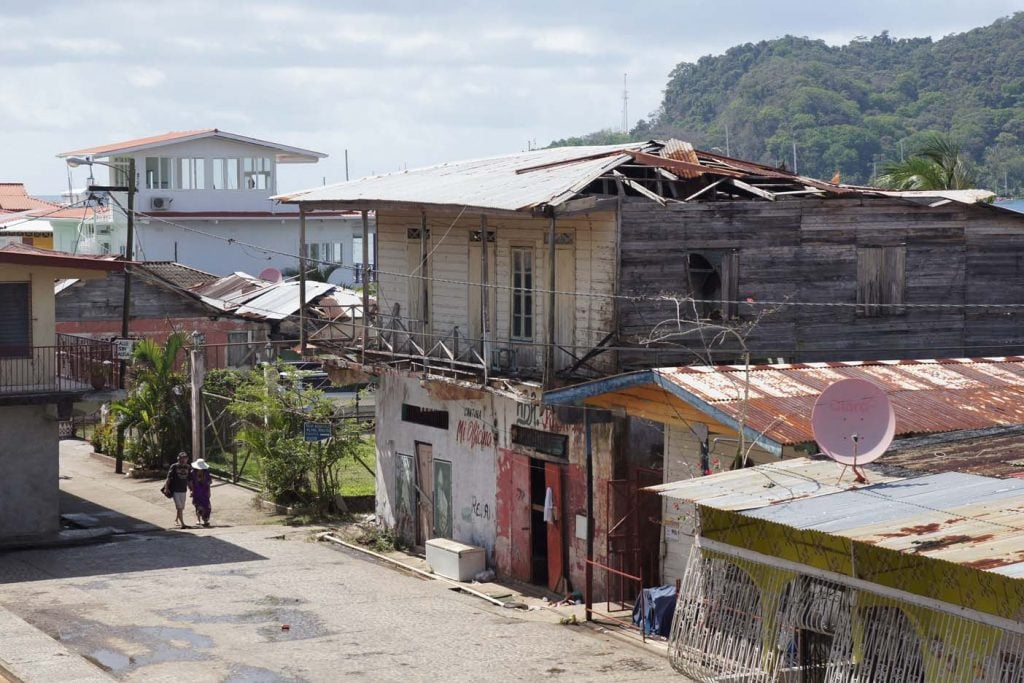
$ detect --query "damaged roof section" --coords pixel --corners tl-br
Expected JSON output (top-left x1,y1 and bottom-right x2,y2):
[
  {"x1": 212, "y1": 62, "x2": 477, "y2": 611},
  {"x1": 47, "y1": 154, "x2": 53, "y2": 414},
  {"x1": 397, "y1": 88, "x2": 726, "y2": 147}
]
[{"x1": 276, "y1": 139, "x2": 877, "y2": 214}]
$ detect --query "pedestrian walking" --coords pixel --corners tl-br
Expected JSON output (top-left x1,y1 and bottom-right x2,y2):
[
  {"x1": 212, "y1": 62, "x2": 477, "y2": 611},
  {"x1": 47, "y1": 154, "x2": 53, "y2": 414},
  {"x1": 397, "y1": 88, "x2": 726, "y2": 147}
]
[
  {"x1": 190, "y1": 458, "x2": 213, "y2": 527},
  {"x1": 165, "y1": 452, "x2": 193, "y2": 528}
]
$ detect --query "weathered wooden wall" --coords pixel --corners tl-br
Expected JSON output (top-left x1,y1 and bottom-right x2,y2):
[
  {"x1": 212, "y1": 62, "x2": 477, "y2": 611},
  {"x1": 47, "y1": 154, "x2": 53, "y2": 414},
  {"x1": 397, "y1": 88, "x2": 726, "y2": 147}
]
[
  {"x1": 618, "y1": 197, "x2": 1024, "y2": 367},
  {"x1": 376, "y1": 209, "x2": 618, "y2": 375},
  {"x1": 57, "y1": 273, "x2": 210, "y2": 321}
]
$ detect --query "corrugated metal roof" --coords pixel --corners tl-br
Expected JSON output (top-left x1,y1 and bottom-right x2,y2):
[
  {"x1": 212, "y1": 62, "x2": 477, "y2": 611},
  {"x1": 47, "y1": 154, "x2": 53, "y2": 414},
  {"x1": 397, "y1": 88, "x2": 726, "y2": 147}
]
[
  {"x1": 135, "y1": 262, "x2": 219, "y2": 290},
  {"x1": 657, "y1": 358, "x2": 1024, "y2": 445},
  {"x1": 744, "y1": 471, "x2": 1024, "y2": 577},
  {"x1": 235, "y1": 281, "x2": 335, "y2": 321},
  {"x1": 653, "y1": 457, "x2": 908, "y2": 510},
  {"x1": 190, "y1": 272, "x2": 270, "y2": 307},
  {"x1": 276, "y1": 143, "x2": 651, "y2": 212},
  {"x1": 658, "y1": 459, "x2": 1024, "y2": 578},
  {"x1": 883, "y1": 426, "x2": 1024, "y2": 479}
]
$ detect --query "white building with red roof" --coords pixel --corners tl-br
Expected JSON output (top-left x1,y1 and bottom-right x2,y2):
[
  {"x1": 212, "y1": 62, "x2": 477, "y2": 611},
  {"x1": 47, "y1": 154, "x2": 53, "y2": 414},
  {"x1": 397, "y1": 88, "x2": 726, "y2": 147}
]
[{"x1": 55, "y1": 129, "x2": 374, "y2": 283}]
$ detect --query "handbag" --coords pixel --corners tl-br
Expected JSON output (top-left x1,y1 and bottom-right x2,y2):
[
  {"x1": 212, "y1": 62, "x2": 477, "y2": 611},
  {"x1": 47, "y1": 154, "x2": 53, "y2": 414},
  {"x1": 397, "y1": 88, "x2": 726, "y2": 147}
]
[{"x1": 161, "y1": 482, "x2": 173, "y2": 498}]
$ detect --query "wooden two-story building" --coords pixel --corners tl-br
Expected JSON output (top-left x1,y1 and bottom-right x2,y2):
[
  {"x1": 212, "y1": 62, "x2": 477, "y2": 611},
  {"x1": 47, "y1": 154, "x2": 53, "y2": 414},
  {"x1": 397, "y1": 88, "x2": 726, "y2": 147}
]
[{"x1": 277, "y1": 140, "x2": 1024, "y2": 596}]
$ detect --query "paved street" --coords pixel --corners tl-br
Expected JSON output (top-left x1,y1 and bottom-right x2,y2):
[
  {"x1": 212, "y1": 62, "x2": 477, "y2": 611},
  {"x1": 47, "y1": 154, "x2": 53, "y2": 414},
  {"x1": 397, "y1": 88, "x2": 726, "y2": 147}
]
[{"x1": 0, "y1": 443, "x2": 679, "y2": 682}]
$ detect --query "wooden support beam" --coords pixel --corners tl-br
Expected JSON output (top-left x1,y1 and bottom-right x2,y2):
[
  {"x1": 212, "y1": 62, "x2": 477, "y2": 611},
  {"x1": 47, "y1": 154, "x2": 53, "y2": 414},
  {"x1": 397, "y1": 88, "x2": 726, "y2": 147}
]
[
  {"x1": 730, "y1": 178, "x2": 777, "y2": 201},
  {"x1": 611, "y1": 171, "x2": 667, "y2": 206}
]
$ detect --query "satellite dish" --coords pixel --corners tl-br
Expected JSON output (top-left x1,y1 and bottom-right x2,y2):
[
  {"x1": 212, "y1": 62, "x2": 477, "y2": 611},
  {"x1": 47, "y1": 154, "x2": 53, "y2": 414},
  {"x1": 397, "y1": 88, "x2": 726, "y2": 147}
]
[
  {"x1": 259, "y1": 267, "x2": 283, "y2": 283},
  {"x1": 811, "y1": 378, "x2": 895, "y2": 467}
]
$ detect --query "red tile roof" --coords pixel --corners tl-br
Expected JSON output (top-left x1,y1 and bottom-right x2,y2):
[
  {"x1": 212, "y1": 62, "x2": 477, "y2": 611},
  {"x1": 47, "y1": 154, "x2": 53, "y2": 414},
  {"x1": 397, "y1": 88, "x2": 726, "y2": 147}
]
[
  {"x1": 0, "y1": 243, "x2": 124, "y2": 271},
  {"x1": 60, "y1": 129, "x2": 216, "y2": 158},
  {"x1": 0, "y1": 183, "x2": 59, "y2": 213}
]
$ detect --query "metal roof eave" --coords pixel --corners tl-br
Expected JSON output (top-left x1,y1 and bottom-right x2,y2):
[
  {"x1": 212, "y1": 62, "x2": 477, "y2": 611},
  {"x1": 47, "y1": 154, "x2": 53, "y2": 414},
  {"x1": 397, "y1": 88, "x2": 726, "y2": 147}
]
[{"x1": 542, "y1": 370, "x2": 784, "y2": 456}]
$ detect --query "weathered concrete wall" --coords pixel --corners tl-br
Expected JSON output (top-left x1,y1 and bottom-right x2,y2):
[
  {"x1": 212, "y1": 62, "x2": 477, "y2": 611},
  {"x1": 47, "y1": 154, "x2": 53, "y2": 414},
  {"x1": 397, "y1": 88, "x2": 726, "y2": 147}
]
[
  {"x1": 374, "y1": 370, "x2": 619, "y2": 595},
  {"x1": 375, "y1": 370, "x2": 500, "y2": 561},
  {"x1": 0, "y1": 406, "x2": 59, "y2": 538}
]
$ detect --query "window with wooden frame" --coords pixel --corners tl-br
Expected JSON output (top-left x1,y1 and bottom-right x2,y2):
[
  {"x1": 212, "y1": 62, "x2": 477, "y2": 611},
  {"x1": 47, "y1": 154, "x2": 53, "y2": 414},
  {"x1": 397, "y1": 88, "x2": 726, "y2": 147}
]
[
  {"x1": 510, "y1": 425, "x2": 567, "y2": 458},
  {"x1": 511, "y1": 246, "x2": 534, "y2": 340},
  {"x1": 857, "y1": 246, "x2": 905, "y2": 317},
  {"x1": 684, "y1": 250, "x2": 739, "y2": 320},
  {"x1": 0, "y1": 283, "x2": 31, "y2": 357}
]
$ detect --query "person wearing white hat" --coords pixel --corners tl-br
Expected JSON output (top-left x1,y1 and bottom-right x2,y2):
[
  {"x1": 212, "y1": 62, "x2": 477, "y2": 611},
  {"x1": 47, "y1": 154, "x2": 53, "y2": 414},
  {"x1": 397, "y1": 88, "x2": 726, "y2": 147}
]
[{"x1": 190, "y1": 458, "x2": 213, "y2": 527}]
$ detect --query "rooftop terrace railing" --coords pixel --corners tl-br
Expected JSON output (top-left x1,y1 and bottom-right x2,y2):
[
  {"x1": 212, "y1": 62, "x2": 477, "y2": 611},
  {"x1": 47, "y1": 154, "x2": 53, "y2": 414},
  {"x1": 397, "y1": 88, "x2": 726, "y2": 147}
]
[{"x1": 0, "y1": 333, "x2": 120, "y2": 400}]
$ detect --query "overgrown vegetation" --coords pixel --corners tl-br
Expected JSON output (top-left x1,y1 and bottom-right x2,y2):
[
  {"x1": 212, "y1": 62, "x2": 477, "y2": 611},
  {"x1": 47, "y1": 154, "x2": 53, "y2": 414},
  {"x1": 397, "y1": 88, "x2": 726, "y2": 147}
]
[
  {"x1": 111, "y1": 333, "x2": 192, "y2": 469},
  {"x1": 226, "y1": 365, "x2": 362, "y2": 515},
  {"x1": 356, "y1": 524, "x2": 408, "y2": 553},
  {"x1": 551, "y1": 13, "x2": 1024, "y2": 193}
]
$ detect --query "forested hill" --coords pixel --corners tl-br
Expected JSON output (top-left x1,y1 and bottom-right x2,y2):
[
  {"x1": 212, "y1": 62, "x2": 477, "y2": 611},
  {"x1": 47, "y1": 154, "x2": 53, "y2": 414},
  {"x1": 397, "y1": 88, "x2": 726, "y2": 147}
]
[{"x1": 550, "y1": 13, "x2": 1024, "y2": 193}]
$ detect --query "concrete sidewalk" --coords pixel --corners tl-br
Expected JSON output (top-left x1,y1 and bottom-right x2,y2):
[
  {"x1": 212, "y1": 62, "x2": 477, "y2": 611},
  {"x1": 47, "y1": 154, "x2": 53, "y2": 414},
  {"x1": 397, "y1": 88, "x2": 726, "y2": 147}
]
[
  {"x1": 58, "y1": 440, "x2": 282, "y2": 532},
  {"x1": 0, "y1": 440, "x2": 286, "y2": 683}
]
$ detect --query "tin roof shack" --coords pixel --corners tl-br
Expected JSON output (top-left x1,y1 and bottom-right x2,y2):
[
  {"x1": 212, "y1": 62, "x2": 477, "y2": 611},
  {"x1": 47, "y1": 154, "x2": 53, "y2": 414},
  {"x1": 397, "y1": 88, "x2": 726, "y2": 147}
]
[
  {"x1": 56, "y1": 262, "x2": 270, "y2": 370},
  {"x1": 274, "y1": 140, "x2": 1024, "y2": 598},
  {"x1": 545, "y1": 357, "x2": 1024, "y2": 588},
  {"x1": 0, "y1": 245, "x2": 124, "y2": 540},
  {"x1": 656, "y1": 461, "x2": 1024, "y2": 682}
]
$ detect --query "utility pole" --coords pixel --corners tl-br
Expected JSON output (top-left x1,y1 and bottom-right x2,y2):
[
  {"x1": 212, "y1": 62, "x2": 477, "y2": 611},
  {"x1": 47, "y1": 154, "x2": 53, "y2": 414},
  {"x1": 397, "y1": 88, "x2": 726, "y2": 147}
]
[
  {"x1": 190, "y1": 331, "x2": 205, "y2": 461},
  {"x1": 360, "y1": 209, "x2": 370, "y2": 364},
  {"x1": 120, "y1": 158, "x2": 135, "y2": 391},
  {"x1": 299, "y1": 206, "x2": 307, "y2": 355}
]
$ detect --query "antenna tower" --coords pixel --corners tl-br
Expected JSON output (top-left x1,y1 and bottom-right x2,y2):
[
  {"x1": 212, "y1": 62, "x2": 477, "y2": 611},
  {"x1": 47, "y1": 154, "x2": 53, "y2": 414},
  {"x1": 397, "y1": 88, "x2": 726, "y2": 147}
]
[{"x1": 621, "y1": 73, "x2": 629, "y2": 134}]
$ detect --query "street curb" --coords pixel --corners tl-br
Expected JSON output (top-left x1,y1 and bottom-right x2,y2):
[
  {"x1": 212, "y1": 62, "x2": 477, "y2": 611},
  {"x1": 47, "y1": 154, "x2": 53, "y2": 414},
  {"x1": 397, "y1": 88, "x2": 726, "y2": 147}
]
[{"x1": 0, "y1": 607, "x2": 115, "y2": 682}]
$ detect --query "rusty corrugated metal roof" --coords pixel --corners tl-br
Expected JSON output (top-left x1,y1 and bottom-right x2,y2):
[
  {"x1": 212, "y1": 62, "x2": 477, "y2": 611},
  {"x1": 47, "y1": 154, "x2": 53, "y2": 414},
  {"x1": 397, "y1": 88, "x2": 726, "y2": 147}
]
[
  {"x1": 744, "y1": 470, "x2": 1024, "y2": 578},
  {"x1": 657, "y1": 358, "x2": 1024, "y2": 445},
  {"x1": 657, "y1": 459, "x2": 1024, "y2": 579}
]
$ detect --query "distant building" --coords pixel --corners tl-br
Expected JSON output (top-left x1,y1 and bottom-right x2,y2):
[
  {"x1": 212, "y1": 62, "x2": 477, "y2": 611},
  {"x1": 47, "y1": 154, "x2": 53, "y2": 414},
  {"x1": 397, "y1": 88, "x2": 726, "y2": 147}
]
[{"x1": 55, "y1": 129, "x2": 374, "y2": 284}]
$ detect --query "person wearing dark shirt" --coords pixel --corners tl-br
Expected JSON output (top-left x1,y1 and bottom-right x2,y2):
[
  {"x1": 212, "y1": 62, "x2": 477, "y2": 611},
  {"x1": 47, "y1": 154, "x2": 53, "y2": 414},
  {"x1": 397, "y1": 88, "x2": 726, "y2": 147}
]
[{"x1": 165, "y1": 452, "x2": 193, "y2": 528}]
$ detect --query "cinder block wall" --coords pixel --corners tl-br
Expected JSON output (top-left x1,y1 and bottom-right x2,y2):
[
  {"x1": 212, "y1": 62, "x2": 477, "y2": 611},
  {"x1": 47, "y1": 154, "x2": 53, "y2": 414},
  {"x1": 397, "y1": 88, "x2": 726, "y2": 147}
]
[{"x1": 0, "y1": 406, "x2": 59, "y2": 538}]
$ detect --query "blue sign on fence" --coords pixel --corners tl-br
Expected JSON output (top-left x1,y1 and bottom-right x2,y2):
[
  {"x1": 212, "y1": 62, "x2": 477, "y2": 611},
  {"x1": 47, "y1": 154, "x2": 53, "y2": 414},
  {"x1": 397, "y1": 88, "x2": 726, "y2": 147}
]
[{"x1": 303, "y1": 422, "x2": 332, "y2": 442}]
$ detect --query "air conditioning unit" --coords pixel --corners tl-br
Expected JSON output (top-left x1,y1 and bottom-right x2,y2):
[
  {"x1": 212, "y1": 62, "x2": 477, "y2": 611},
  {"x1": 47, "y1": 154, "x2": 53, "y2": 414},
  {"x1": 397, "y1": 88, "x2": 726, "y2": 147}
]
[
  {"x1": 491, "y1": 346, "x2": 518, "y2": 373},
  {"x1": 150, "y1": 196, "x2": 172, "y2": 211},
  {"x1": 95, "y1": 225, "x2": 111, "y2": 234}
]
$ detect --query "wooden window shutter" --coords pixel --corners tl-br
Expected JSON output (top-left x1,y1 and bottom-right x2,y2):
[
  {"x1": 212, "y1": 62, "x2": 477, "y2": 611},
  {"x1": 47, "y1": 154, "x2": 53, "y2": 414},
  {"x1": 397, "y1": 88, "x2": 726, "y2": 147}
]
[
  {"x1": 0, "y1": 283, "x2": 31, "y2": 357},
  {"x1": 721, "y1": 251, "x2": 740, "y2": 319},
  {"x1": 883, "y1": 246, "x2": 906, "y2": 314}
]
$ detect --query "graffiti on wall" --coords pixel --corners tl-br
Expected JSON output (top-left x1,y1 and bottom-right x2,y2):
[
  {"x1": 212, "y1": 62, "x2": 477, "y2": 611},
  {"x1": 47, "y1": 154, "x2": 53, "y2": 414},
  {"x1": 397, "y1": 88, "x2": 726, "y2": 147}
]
[{"x1": 456, "y1": 407, "x2": 494, "y2": 449}]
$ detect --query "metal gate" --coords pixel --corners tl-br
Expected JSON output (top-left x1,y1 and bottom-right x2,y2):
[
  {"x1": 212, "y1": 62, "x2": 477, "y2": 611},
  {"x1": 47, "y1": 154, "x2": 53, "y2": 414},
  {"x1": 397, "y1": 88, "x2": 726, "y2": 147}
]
[{"x1": 606, "y1": 466, "x2": 664, "y2": 604}]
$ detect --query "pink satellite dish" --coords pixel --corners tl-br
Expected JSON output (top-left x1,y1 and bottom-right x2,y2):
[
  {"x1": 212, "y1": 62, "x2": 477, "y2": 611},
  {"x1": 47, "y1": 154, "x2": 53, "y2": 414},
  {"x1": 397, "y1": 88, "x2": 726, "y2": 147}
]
[
  {"x1": 259, "y1": 267, "x2": 283, "y2": 283},
  {"x1": 811, "y1": 378, "x2": 895, "y2": 467}
]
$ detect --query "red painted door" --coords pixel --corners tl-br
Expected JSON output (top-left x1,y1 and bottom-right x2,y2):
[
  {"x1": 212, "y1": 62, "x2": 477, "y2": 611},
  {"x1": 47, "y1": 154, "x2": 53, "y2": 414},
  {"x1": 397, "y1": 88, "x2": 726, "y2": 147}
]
[
  {"x1": 545, "y1": 462, "x2": 564, "y2": 592},
  {"x1": 509, "y1": 453, "x2": 532, "y2": 581}
]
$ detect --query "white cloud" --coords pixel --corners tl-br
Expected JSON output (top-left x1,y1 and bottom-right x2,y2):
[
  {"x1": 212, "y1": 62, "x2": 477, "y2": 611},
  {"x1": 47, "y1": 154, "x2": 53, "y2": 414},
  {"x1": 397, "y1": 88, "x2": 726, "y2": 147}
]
[
  {"x1": 125, "y1": 67, "x2": 166, "y2": 89},
  {"x1": 0, "y1": 0, "x2": 1020, "y2": 194}
]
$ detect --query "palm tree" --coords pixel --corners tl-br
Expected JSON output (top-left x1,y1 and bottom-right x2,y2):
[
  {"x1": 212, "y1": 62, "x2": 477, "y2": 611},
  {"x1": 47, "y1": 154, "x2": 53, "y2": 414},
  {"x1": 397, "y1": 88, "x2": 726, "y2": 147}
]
[
  {"x1": 875, "y1": 132, "x2": 978, "y2": 190},
  {"x1": 111, "y1": 332, "x2": 192, "y2": 468}
]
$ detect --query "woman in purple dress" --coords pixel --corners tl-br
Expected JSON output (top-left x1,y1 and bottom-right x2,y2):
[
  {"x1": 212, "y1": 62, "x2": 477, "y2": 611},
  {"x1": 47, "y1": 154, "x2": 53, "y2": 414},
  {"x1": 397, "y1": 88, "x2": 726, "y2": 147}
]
[{"x1": 190, "y1": 459, "x2": 213, "y2": 527}]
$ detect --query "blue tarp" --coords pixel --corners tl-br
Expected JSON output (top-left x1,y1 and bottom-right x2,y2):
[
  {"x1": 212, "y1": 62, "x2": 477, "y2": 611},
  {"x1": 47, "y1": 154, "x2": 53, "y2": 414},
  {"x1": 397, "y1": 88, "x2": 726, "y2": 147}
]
[{"x1": 632, "y1": 585, "x2": 677, "y2": 637}]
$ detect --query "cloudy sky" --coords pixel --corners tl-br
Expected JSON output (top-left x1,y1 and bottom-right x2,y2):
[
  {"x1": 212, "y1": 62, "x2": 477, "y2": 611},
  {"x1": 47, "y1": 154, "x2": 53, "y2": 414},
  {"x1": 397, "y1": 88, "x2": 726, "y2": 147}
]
[{"x1": 2, "y1": 0, "x2": 1020, "y2": 195}]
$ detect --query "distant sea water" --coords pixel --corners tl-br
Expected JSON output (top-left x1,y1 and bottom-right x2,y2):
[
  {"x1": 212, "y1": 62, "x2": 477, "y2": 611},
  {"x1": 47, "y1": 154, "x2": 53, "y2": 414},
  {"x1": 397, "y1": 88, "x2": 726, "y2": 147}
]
[{"x1": 997, "y1": 199, "x2": 1024, "y2": 214}]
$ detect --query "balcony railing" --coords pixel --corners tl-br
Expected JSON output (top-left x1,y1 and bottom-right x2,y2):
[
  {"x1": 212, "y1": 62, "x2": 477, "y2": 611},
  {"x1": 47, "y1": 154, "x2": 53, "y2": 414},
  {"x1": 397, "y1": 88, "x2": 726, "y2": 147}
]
[{"x1": 0, "y1": 333, "x2": 120, "y2": 400}]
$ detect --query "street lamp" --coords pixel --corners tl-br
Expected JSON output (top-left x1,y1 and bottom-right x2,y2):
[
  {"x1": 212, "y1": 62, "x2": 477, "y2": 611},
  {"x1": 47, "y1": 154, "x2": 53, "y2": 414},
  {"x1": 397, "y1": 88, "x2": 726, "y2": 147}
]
[{"x1": 65, "y1": 156, "x2": 136, "y2": 393}]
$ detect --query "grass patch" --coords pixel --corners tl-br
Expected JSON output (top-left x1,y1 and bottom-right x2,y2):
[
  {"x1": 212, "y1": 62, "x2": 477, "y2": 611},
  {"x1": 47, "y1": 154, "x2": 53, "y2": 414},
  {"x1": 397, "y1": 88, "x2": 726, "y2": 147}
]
[
  {"x1": 340, "y1": 436, "x2": 376, "y2": 497},
  {"x1": 205, "y1": 448, "x2": 261, "y2": 483}
]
